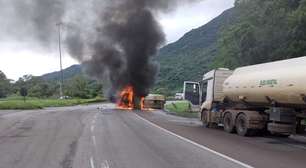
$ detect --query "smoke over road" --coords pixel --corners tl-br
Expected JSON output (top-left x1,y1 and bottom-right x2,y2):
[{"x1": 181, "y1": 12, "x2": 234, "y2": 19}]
[{"x1": 0, "y1": 0, "x2": 201, "y2": 100}]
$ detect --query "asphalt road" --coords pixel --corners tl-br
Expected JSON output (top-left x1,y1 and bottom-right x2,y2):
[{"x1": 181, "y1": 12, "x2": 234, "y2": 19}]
[{"x1": 0, "y1": 104, "x2": 305, "y2": 168}]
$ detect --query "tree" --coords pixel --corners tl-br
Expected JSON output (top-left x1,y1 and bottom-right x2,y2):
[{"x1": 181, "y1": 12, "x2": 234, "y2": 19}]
[
  {"x1": 0, "y1": 70, "x2": 11, "y2": 98},
  {"x1": 287, "y1": 0, "x2": 306, "y2": 57},
  {"x1": 214, "y1": 0, "x2": 306, "y2": 69},
  {"x1": 20, "y1": 87, "x2": 28, "y2": 102},
  {"x1": 65, "y1": 75, "x2": 90, "y2": 99},
  {"x1": 13, "y1": 75, "x2": 57, "y2": 98},
  {"x1": 87, "y1": 80, "x2": 103, "y2": 98}
]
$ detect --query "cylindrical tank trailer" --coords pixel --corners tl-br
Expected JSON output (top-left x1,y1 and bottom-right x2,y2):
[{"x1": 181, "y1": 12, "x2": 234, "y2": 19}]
[
  {"x1": 223, "y1": 56, "x2": 306, "y2": 108},
  {"x1": 198, "y1": 56, "x2": 306, "y2": 136}
]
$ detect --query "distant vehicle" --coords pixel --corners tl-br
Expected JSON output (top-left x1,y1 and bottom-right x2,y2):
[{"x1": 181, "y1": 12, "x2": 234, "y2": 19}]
[
  {"x1": 143, "y1": 94, "x2": 166, "y2": 109},
  {"x1": 59, "y1": 96, "x2": 71, "y2": 100},
  {"x1": 184, "y1": 57, "x2": 306, "y2": 136},
  {"x1": 175, "y1": 93, "x2": 183, "y2": 100}
]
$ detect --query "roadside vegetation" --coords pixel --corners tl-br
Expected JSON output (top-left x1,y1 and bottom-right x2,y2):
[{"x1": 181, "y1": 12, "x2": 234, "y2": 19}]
[
  {"x1": 0, "y1": 70, "x2": 106, "y2": 110},
  {"x1": 0, "y1": 71, "x2": 103, "y2": 99},
  {"x1": 165, "y1": 101, "x2": 198, "y2": 118},
  {"x1": 0, "y1": 97, "x2": 106, "y2": 110}
]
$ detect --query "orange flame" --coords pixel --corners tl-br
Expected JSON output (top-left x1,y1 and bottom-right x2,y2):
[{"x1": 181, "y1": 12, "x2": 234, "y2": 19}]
[
  {"x1": 141, "y1": 97, "x2": 145, "y2": 110},
  {"x1": 117, "y1": 85, "x2": 135, "y2": 110},
  {"x1": 117, "y1": 85, "x2": 148, "y2": 110}
]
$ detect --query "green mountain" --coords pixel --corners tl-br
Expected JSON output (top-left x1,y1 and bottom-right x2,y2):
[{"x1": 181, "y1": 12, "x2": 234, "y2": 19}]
[
  {"x1": 214, "y1": 0, "x2": 306, "y2": 69},
  {"x1": 35, "y1": 65, "x2": 102, "y2": 99},
  {"x1": 155, "y1": 8, "x2": 236, "y2": 92},
  {"x1": 42, "y1": 64, "x2": 82, "y2": 81}
]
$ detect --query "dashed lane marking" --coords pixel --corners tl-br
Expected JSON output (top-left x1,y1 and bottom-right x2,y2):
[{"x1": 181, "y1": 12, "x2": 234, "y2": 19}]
[
  {"x1": 101, "y1": 160, "x2": 110, "y2": 168},
  {"x1": 91, "y1": 125, "x2": 95, "y2": 133},
  {"x1": 90, "y1": 157, "x2": 95, "y2": 168},
  {"x1": 92, "y1": 135, "x2": 97, "y2": 147}
]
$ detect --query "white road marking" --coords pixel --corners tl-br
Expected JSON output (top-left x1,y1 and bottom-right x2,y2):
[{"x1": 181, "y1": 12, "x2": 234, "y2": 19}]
[
  {"x1": 90, "y1": 157, "x2": 95, "y2": 168},
  {"x1": 101, "y1": 160, "x2": 110, "y2": 168},
  {"x1": 92, "y1": 114, "x2": 98, "y2": 125},
  {"x1": 91, "y1": 125, "x2": 95, "y2": 133},
  {"x1": 92, "y1": 135, "x2": 97, "y2": 147},
  {"x1": 134, "y1": 114, "x2": 254, "y2": 168}
]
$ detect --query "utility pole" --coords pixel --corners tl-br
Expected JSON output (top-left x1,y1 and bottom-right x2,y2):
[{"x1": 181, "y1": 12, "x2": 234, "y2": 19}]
[{"x1": 56, "y1": 22, "x2": 64, "y2": 99}]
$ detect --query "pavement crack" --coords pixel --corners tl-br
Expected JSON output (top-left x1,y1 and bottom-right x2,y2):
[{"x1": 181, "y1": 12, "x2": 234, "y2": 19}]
[
  {"x1": 60, "y1": 110, "x2": 87, "y2": 168},
  {"x1": 61, "y1": 140, "x2": 78, "y2": 168}
]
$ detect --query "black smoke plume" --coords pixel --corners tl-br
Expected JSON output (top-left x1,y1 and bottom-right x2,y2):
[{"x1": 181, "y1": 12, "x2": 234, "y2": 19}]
[
  {"x1": 87, "y1": 1, "x2": 166, "y2": 99},
  {"x1": 0, "y1": 0, "x2": 201, "y2": 100}
]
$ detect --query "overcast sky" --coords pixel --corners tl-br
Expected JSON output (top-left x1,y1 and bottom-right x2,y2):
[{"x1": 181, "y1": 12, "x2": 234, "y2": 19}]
[{"x1": 0, "y1": 0, "x2": 234, "y2": 81}]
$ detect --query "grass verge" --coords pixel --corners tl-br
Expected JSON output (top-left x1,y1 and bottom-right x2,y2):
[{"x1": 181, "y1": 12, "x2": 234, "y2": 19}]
[
  {"x1": 0, "y1": 97, "x2": 106, "y2": 110},
  {"x1": 165, "y1": 101, "x2": 198, "y2": 118}
]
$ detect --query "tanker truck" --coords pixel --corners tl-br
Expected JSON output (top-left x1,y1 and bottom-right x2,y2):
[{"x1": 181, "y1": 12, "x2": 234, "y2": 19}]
[{"x1": 184, "y1": 56, "x2": 306, "y2": 136}]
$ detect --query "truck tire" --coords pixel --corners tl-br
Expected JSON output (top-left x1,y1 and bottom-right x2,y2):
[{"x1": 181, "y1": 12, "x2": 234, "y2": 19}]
[
  {"x1": 201, "y1": 110, "x2": 210, "y2": 128},
  {"x1": 236, "y1": 113, "x2": 252, "y2": 136},
  {"x1": 296, "y1": 118, "x2": 305, "y2": 134},
  {"x1": 224, "y1": 113, "x2": 235, "y2": 133}
]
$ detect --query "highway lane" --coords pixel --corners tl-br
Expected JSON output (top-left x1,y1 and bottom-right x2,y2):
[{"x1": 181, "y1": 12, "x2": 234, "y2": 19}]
[
  {"x1": 0, "y1": 105, "x2": 95, "y2": 168},
  {"x1": 137, "y1": 110, "x2": 306, "y2": 168},
  {"x1": 73, "y1": 108, "x2": 248, "y2": 168},
  {"x1": 0, "y1": 104, "x2": 247, "y2": 168},
  {"x1": 0, "y1": 104, "x2": 305, "y2": 168}
]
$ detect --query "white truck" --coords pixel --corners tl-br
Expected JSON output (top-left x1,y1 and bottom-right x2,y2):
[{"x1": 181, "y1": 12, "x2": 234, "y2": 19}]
[{"x1": 184, "y1": 56, "x2": 306, "y2": 136}]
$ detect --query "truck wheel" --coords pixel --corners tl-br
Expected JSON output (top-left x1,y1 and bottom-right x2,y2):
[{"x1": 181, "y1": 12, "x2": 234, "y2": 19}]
[
  {"x1": 224, "y1": 113, "x2": 235, "y2": 133},
  {"x1": 201, "y1": 110, "x2": 210, "y2": 128},
  {"x1": 296, "y1": 118, "x2": 305, "y2": 134},
  {"x1": 236, "y1": 113, "x2": 251, "y2": 136}
]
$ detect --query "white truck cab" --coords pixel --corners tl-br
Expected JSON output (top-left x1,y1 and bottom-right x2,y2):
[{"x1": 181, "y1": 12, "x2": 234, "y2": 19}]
[{"x1": 201, "y1": 68, "x2": 233, "y2": 111}]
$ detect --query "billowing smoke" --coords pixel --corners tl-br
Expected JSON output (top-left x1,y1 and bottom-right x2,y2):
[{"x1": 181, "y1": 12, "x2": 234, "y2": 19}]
[
  {"x1": 86, "y1": 0, "x2": 166, "y2": 99},
  {"x1": 0, "y1": 0, "x2": 201, "y2": 100}
]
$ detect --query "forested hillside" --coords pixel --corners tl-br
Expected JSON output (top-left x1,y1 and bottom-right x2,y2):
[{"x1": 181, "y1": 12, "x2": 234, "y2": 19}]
[
  {"x1": 155, "y1": 9, "x2": 236, "y2": 93},
  {"x1": 214, "y1": 0, "x2": 306, "y2": 68},
  {"x1": 42, "y1": 64, "x2": 82, "y2": 81}
]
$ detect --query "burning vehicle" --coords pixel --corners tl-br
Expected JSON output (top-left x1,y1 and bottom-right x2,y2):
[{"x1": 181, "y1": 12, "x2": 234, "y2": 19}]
[
  {"x1": 117, "y1": 86, "x2": 165, "y2": 110},
  {"x1": 117, "y1": 85, "x2": 143, "y2": 110},
  {"x1": 143, "y1": 94, "x2": 165, "y2": 109}
]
